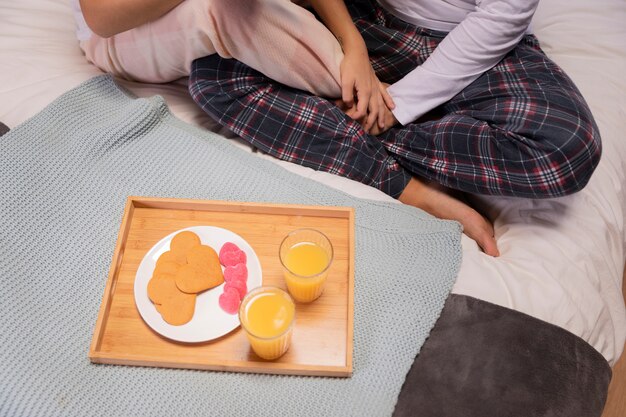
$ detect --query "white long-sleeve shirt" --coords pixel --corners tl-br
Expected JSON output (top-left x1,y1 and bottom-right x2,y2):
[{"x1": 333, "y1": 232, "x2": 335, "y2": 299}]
[{"x1": 377, "y1": 0, "x2": 539, "y2": 125}]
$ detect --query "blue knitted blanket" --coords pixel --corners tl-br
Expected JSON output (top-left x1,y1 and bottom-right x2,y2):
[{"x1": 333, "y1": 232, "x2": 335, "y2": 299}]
[{"x1": 0, "y1": 76, "x2": 461, "y2": 417}]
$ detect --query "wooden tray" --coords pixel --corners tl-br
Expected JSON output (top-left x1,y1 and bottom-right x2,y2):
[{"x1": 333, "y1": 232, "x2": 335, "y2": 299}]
[{"x1": 89, "y1": 196, "x2": 354, "y2": 377}]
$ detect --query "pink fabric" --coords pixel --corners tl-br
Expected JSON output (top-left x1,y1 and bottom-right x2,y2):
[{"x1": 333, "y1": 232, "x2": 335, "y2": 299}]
[{"x1": 79, "y1": 0, "x2": 343, "y2": 97}]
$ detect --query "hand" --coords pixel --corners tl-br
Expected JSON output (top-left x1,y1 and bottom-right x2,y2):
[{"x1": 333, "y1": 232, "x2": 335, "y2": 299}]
[
  {"x1": 339, "y1": 50, "x2": 395, "y2": 133},
  {"x1": 367, "y1": 102, "x2": 398, "y2": 136},
  {"x1": 335, "y1": 82, "x2": 398, "y2": 135},
  {"x1": 307, "y1": 0, "x2": 395, "y2": 131}
]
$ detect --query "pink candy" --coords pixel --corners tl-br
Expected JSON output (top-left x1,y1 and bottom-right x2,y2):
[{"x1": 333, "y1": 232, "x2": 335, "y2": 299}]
[
  {"x1": 224, "y1": 263, "x2": 248, "y2": 283},
  {"x1": 218, "y1": 287, "x2": 241, "y2": 315},
  {"x1": 217, "y1": 241, "x2": 250, "y2": 314},
  {"x1": 219, "y1": 242, "x2": 247, "y2": 267},
  {"x1": 224, "y1": 279, "x2": 247, "y2": 300},
  {"x1": 219, "y1": 242, "x2": 240, "y2": 256}
]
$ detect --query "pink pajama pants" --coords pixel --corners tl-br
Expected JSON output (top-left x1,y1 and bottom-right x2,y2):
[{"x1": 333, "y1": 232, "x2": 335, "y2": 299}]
[{"x1": 79, "y1": 0, "x2": 343, "y2": 97}]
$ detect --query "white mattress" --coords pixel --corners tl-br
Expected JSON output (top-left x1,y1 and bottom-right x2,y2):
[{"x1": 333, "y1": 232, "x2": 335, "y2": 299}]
[{"x1": 1, "y1": 0, "x2": 624, "y2": 365}]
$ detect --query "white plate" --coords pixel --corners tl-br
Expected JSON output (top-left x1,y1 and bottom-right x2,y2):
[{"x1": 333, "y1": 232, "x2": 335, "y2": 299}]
[{"x1": 134, "y1": 226, "x2": 263, "y2": 343}]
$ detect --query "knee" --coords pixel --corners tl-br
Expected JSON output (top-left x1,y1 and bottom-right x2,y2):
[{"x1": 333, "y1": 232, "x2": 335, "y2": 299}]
[
  {"x1": 189, "y1": 55, "x2": 271, "y2": 117},
  {"x1": 566, "y1": 116, "x2": 602, "y2": 194},
  {"x1": 532, "y1": 112, "x2": 602, "y2": 197}
]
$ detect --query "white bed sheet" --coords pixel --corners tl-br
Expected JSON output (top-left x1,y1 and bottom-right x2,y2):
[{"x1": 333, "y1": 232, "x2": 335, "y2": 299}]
[{"x1": 0, "y1": 0, "x2": 624, "y2": 365}]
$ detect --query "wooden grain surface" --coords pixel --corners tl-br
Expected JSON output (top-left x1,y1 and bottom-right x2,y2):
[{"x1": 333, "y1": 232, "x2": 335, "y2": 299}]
[
  {"x1": 600, "y1": 264, "x2": 626, "y2": 417},
  {"x1": 89, "y1": 197, "x2": 354, "y2": 377}
]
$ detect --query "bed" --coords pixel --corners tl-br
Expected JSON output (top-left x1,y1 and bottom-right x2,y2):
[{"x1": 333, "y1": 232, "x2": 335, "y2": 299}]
[{"x1": 1, "y1": 0, "x2": 624, "y2": 416}]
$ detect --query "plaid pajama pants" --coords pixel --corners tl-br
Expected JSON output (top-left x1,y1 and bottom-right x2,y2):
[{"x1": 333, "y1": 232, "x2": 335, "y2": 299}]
[{"x1": 189, "y1": 0, "x2": 601, "y2": 199}]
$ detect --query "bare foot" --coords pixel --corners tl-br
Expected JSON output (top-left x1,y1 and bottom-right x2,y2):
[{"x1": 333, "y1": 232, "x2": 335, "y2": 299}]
[{"x1": 399, "y1": 178, "x2": 500, "y2": 257}]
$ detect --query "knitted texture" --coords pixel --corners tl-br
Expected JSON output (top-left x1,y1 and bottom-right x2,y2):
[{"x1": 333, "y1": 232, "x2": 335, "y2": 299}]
[{"x1": 0, "y1": 76, "x2": 461, "y2": 417}]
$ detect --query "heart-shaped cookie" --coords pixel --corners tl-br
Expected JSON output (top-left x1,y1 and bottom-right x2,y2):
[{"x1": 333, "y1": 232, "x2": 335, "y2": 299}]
[
  {"x1": 147, "y1": 272, "x2": 197, "y2": 325},
  {"x1": 170, "y1": 231, "x2": 201, "y2": 264},
  {"x1": 175, "y1": 263, "x2": 223, "y2": 294}
]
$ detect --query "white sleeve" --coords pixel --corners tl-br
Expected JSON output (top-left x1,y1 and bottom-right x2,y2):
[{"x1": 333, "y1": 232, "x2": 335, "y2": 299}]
[{"x1": 387, "y1": 0, "x2": 539, "y2": 125}]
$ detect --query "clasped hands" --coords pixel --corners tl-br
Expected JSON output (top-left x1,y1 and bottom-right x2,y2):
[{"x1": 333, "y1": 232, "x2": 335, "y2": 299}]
[{"x1": 334, "y1": 49, "x2": 398, "y2": 136}]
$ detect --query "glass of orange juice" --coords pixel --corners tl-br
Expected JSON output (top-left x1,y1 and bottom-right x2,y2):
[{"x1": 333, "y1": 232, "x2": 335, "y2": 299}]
[
  {"x1": 239, "y1": 286, "x2": 295, "y2": 360},
  {"x1": 279, "y1": 228, "x2": 334, "y2": 303}
]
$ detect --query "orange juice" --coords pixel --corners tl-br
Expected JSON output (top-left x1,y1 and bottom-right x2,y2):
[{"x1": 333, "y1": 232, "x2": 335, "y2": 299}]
[
  {"x1": 285, "y1": 242, "x2": 329, "y2": 276},
  {"x1": 239, "y1": 287, "x2": 295, "y2": 360},
  {"x1": 279, "y1": 229, "x2": 333, "y2": 303}
]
